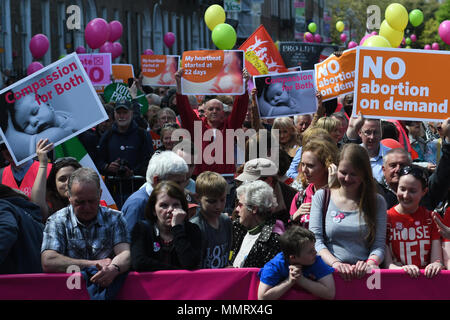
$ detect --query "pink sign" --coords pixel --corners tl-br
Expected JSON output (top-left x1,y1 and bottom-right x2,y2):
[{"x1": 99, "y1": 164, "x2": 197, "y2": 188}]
[
  {"x1": 77, "y1": 53, "x2": 112, "y2": 86},
  {"x1": 1, "y1": 269, "x2": 450, "y2": 300}
]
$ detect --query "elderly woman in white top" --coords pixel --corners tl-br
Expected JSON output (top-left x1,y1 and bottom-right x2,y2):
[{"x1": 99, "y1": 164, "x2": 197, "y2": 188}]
[{"x1": 229, "y1": 180, "x2": 281, "y2": 268}]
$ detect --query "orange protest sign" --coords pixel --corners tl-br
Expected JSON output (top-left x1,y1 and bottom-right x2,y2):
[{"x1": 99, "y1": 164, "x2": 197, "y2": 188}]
[
  {"x1": 182, "y1": 50, "x2": 225, "y2": 83},
  {"x1": 181, "y1": 50, "x2": 244, "y2": 95},
  {"x1": 239, "y1": 25, "x2": 287, "y2": 76},
  {"x1": 112, "y1": 64, "x2": 134, "y2": 84},
  {"x1": 315, "y1": 48, "x2": 355, "y2": 102},
  {"x1": 354, "y1": 47, "x2": 450, "y2": 121},
  {"x1": 141, "y1": 55, "x2": 179, "y2": 87}
]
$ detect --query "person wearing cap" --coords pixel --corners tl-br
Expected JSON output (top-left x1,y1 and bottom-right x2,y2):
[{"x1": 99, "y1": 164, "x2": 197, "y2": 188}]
[
  {"x1": 95, "y1": 100, "x2": 153, "y2": 208},
  {"x1": 235, "y1": 158, "x2": 298, "y2": 226},
  {"x1": 174, "y1": 68, "x2": 250, "y2": 176}
]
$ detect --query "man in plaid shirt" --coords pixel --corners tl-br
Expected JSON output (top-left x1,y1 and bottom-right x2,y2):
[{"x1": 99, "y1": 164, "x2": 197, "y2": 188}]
[{"x1": 41, "y1": 168, "x2": 130, "y2": 288}]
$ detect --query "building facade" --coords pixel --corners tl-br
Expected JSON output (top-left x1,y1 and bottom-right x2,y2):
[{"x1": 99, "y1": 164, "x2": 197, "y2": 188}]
[{"x1": 0, "y1": 0, "x2": 328, "y2": 81}]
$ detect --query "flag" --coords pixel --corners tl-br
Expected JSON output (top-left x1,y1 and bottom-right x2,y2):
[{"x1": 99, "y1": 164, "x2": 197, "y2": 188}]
[
  {"x1": 239, "y1": 25, "x2": 287, "y2": 76},
  {"x1": 54, "y1": 136, "x2": 117, "y2": 209}
]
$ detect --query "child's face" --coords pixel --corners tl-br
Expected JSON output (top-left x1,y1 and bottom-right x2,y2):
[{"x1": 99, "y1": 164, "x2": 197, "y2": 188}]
[
  {"x1": 397, "y1": 174, "x2": 427, "y2": 212},
  {"x1": 14, "y1": 94, "x2": 55, "y2": 134},
  {"x1": 290, "y1": 240, "x2": 317, "y2": 266},
  {"x1": 199, "y1": 192, "x2": 227, "y2": 217},
  {"x1": 266, "y1": 83, "x2": 290, "y2": 106}
]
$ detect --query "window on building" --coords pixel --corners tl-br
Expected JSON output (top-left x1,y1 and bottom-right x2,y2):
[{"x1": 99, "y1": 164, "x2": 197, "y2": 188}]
[{"x1": 152, "y1": 4, "x2": 163, "y2": 54}]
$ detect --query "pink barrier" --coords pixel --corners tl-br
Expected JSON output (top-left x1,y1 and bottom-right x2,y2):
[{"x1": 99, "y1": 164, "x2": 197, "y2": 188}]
[{"x1": 1, "y1": 269, "x2": 450, "y2": 300}]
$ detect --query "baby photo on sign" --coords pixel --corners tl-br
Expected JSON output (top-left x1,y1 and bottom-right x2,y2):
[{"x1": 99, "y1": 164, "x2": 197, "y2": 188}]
[
  {"x1": 0, "y1": 53, "x2": 107, "y2": 165},
  {"x1": 253, "y1": 70, "x2": 317, "y2": 119}
]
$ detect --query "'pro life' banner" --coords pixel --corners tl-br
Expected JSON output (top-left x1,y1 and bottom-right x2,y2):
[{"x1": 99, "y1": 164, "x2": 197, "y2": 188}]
[
  {"x1": 141, "y1": 55, "x2": 179, "y2": 87},
  {"x1": 253, "y1": 70, "x2": 317, "y2": 118},
  {"x1": 315, "y1": 48, "x2": 356, "y2": 102},
  {"x1": 181, "y1": 50, "x2": 244, "y2": 95},
  {"x1": 0, "y1": 53, "x2": 108, "y2": 165},
  {"x1": 354, "y1": 47, "x2": 450, "y2": 121},
  {"x1": 279, "y1": 42, "x2": 340, "y2": 70}
]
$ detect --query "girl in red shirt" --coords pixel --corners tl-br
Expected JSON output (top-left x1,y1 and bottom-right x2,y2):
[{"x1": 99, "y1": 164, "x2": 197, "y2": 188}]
[{"x1": 384, "y1": 165, "x2": 443, "y2": 278}]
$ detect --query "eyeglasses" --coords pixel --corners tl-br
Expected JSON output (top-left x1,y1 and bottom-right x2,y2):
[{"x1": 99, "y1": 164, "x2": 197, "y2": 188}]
[
  {"x1": 361, "y1": 130, "x2": 381, "y2": 137},
  {"x1": 54, "y1": 157, "x2": 77, "y2": 164},
  {"x1": 399, "y1": 166, "x2": 428, "y2": 185}
]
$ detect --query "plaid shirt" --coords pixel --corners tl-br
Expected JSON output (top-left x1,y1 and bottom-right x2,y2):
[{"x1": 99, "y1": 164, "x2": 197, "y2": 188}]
[{"x1": 41, "y1": 205, "x2": 130, "y2": 260}]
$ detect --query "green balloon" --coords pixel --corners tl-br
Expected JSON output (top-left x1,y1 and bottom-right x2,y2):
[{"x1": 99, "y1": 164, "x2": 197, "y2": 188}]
[
  {"x1": 409, "y1": 9, "x2": 423, "y2": 27},
  {"x1": 308, "y1": 22, "x2": 317, "y2": 33},
  {"x1": 405, "y1": 37, "x2": 412, "y2": 45},
  {"x1": 211, "y1": 23, "x2": 237, "y2": 50}
]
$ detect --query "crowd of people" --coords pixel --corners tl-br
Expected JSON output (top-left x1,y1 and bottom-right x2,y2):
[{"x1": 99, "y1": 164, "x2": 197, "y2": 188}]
[{"x1": 0, "y1": 64, "x2": 450, "y2": 300}]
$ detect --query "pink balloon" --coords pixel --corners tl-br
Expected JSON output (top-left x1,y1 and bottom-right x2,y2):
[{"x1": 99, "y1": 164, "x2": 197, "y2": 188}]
[
  {"x1": 304, "y1": 32, "x2": 314, "y2": 43},
  {"x1": 371, "y1": 31, "x2": 378, "y2": 36},
  {"x1": 439, "y1": 20, "x2": 450, "y2": 45},
  {"x1": 143, "y1": 49, "x2": 154, "y2": 55},
  {"x1": 164, "y1": 32, "x2": 176, "y2": 48},
  {"x1": 348, "y1": 41, "x2": 358, "y2": 49},
  {"x1": 410, "y1": 34, "x2": 417, "y2": 43},
  {"x1": 27, "y1": 62, "x2": 44, "y2": 76},
  {"x1": 424, "y1": 44, "x2": 431, "y2": 50},
  {"x1": 340, "y1": 33, "x2": 347, "y2": 42},
  {"x1": 111, "y1": 42, "x2": 123, "y2": 59},
  {"x1": 432, "y1": 42, "x2": 440, "y2": 50},
  {"x1": 109, "y1": 21, "x2": 123, "y2": 42},
  {"x1": 314, "y1": 34, "x2": 322, "y2": 43},
  {"x1": 85, "y1": 18, "x2": 110, "y2": 49},
  {"x1": 75, "y1": 46, "x2": 86, "y2": 54},
  {"x1": 99, "y1": 41, "x2": 114, "y2": 54},
  {"x1": 401, "y1": 38, "x2": 406, "y2": 46},
  {"x1": 360, "y1": 34, "x2": 372, "y2": 46},
  {"x1": 29, "y1": 34, "x2": 49, "y2": 59}
]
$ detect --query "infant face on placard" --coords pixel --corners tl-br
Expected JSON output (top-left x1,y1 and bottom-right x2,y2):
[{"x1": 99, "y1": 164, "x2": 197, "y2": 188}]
[
  {"x1": 13, "y1": 94, "x2": 56, "y2": 134},
  {"x1": 265, "y1": 82, "x2": 290, "y2": 106}
]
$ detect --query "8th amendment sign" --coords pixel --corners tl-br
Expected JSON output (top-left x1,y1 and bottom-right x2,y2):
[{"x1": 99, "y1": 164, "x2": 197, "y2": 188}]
[{"x1": 354, "y1": 47, "x2": 450, "y2": 122}]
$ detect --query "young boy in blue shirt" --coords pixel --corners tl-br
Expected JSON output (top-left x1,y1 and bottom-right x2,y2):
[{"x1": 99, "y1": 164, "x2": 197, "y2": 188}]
[{"x1": 258, "y1": 225, "x2": 336, "y2": 300}]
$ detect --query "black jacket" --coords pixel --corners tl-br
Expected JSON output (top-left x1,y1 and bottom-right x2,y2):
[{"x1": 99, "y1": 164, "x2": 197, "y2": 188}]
[{"x1": 131, "y1": 220, "x2": 202, "y2": 271}]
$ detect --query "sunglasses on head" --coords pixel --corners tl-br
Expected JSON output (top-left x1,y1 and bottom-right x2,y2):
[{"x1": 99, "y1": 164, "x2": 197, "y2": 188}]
[
  {"x1": 54, "y1": 156, "x2": 77, "y2": 164},
  {"x1": 399, "y1": 165, "x2": 428, "y2": 185}
]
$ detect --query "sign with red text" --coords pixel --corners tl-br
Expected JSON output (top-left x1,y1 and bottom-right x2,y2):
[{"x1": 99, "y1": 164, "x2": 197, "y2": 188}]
[
  {"x1": 253, "y1": 70, "x2": 317, "y2": 118},
  {"x1": 181, "y1": 50, "x2": 244, "y2": 95},
  {"x1": 77, "y1": 53, "x2": 112, "y2": 86},
  {"x1": 141, "y1": 55, "x2": 179, "y2": 87},
  {"x1": 0, "y1": 53, "x2": 108, "y2": 165},
  {"x1": 315, "y1": 48, "x2": 356, "y2": 102},
  {"x1": 354, "y1": 47, "x2": 450, "y2": 121}
]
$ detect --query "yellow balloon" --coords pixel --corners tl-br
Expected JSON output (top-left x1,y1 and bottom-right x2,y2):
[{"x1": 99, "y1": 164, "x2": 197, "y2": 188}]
[
  {"x1": 204, "y1": 4, "x2": 226, "y2": 31},
  {"x1": 385, "y1": 3, "x2": 408, "y2": 31},
  {"x1": 362, "y1": 35, "x2": 392, "y2": 48},
  {"x1": 336, "y1": 21, "x2": 345, "y2": 32},
  {"x1": 379, "y1": 20, "x2": 403, "y2": 47}
]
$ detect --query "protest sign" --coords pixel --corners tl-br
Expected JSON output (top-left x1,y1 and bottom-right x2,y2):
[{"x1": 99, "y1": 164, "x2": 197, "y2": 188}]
[
  {"x1": 253, "y1": 70, "x2": 317, "y2": 118},
  {"x1": 315, "y1": 48, "x2": 356, "y2": 102},
  {"x1": 112, "y1": 64, "x2": 135, "y2": 84},
  {"x1": 239, "y1": 25, "x2": 287, "y2": 76},
  {"x1": 279, "y1": 42, "x2": 340, "y2": 70},
  {"x1": 0, "y1": 53, "x2": 108, "y2": 166},
  {"x1": 354, "y1": 47, "x2": 450, "y2": 122},
  {"x1": 77, "y1": 53, "x2": 112, "y2": 86},
  {"x1": 181, "y1": 50, "x2": 244, "y2": 95},
  {"x1": 103, "y1": 82, "x2": 132, "y2": 103},
  {"x1": 141, "y1": 55, "x2": 179, "y2": 87}
]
